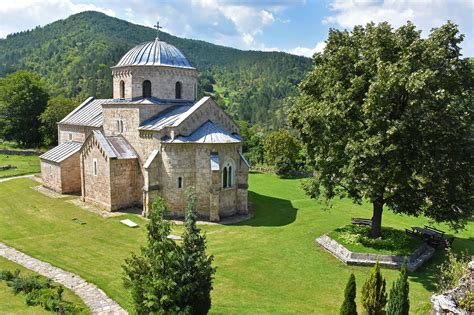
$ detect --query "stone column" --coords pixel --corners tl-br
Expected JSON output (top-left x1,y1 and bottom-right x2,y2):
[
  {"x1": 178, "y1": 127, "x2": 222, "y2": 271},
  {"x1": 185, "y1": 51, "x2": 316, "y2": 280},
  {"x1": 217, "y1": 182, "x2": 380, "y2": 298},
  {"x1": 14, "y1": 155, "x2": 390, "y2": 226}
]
[{"x1": 209, "y1": 170, "x2": 220, "y2": 222}]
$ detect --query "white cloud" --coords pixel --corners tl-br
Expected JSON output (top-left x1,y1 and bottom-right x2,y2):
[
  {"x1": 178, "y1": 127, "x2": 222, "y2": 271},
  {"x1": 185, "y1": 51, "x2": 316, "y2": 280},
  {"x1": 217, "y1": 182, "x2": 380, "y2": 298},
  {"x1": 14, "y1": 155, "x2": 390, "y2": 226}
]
[
  {"x1": 288, "y1": 41, "x2": 326, "y2": 57},
  {"x1": 0, "y1": 0, "x2": 115, "y2": 38},
  {"x1": 323, "y1": 0, "x2": 474, "y2": 56}
]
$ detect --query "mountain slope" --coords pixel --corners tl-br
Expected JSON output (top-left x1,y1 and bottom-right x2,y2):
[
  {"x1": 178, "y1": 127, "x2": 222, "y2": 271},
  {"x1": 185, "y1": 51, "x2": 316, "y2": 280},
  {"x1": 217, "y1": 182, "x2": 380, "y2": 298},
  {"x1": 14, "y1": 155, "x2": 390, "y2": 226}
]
[{"x1": 0, "y1": 11, "x2": 311, "y2": 128}]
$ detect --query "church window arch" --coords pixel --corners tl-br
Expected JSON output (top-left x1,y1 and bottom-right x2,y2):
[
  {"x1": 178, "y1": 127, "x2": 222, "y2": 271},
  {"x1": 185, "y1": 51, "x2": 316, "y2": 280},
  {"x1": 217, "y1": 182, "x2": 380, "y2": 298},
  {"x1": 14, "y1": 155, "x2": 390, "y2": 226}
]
[
  {"x1": 143, "y1": 80, "x2": 152, "y2": 98},
  {"x1": 119, "y1": 80, "x2": 125, "y2": 98},
  {"x1": 175, "y1": 81, "x2": 182, "y2": 99},
  {"x1": 222, "y1": 159, "x2": 235, "y2": 188}
]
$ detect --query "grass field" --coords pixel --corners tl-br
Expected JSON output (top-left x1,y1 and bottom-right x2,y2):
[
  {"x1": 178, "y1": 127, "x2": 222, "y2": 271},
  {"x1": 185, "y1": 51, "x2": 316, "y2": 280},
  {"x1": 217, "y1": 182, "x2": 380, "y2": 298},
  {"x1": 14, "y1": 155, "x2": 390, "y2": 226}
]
[
  {"x1": 0, "y1": 154, "x2": 40, "y2": 178},
  {"x1": 0, "y1": 173, "x2": 472, "y2": 314},
  {"x1": 0, "y1": 256, "x2": 89, "y2": 314}
]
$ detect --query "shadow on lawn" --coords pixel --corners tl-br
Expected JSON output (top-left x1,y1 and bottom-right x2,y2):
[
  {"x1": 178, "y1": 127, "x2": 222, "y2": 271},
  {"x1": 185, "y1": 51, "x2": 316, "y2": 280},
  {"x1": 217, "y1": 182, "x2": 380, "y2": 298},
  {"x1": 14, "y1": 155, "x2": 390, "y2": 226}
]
[
  {"x1": 235, "y1": 190, "x2": 297, "y2": 227},
  {"x1": 408, "y1": 235, "x2": 474, "y2": 292}
]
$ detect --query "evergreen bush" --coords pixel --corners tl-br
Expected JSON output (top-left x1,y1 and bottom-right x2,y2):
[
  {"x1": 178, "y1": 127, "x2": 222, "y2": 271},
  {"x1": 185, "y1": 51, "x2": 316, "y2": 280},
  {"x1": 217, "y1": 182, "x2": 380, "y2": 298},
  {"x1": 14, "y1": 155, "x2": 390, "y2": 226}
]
[
  {"x1": 386, "y1": 258, "x2": 409, "y2": 315},
  {"x1": 361, "y1": 261, "x2": 387, "y2": 315},
  {"x1": 340, "y1": 273, "x2": 357, "y2": 315}
]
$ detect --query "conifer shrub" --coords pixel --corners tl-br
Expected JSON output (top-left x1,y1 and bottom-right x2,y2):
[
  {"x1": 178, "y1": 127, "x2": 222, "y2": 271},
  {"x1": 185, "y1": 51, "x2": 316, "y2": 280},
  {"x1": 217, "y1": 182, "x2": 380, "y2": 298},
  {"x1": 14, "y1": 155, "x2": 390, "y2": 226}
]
[
  {"x1": 340, "y1": 273, "x2": 357, "y2": 315},
  {"x1": 361, "y1": 261, "x2": 387, "y2": 315},
  {"x1": 386, "y1": 258, "x2": 409, "y2": 315}
]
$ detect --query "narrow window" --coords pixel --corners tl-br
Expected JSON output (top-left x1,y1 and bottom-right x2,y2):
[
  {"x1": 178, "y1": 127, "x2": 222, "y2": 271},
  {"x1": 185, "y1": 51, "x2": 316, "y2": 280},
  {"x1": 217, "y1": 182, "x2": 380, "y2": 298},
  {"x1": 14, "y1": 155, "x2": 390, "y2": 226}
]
[
  {"x1": 194, "y1": 82, "x2": 197, "y2": 100},
  {"x1": 175, "y1": 81, "x2": 182, "y2": 99},
  {"x1": 116, "y1": 120, "x2": 120, "y2": 133},
  {"x1": 120, "y1": 120, "x2": 124, "y2": 133},
  {"x1": 143, "y1": 80, "x2": 151, "y2": 98},
  {"x1": 228, "y1": 166, "x2": 232, "y2": 187},
  {"x1": 68, "y1": 133, "x2": 72, "y2": 141},
  {"x1": 178, "y1": 177, "x2": 183, "y2": 189},
  {"x1": 93, "y1": 159, "x2": 98, "y2": 176},
  {"x1": 119, "y1": 80, "x2": 125, "y2": 98},
  {"x1": 223, "y1": 166, "x2": 228, "y2": 188}
]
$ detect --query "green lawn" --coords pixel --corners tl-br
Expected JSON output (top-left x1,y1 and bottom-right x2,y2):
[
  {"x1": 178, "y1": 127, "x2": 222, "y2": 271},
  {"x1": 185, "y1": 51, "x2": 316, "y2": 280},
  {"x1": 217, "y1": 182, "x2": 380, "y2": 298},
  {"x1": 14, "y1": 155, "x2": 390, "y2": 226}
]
[
  {"x1": 0, "y1": 154, "x2": 40, "y2": 178},
  {"x1": 0, "y1": 173, "x2": 472, "y2": 314},
  {"x1": 0, "y1": 256, "x2": 89, "y2": 314}
]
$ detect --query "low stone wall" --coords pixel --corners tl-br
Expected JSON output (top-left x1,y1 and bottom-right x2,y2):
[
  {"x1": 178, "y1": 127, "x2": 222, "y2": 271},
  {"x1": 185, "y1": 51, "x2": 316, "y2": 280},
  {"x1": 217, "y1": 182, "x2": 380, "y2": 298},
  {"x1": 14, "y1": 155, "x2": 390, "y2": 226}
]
[
  {"x1": 431, "y1": 259, "x2": 474, "y2": 314},
  {"x1": 0, "y1": 149, "x2": 45, "y2": 156},
  {"x1": 315, "y1": 234, "x2": 435, "y2": 272}
]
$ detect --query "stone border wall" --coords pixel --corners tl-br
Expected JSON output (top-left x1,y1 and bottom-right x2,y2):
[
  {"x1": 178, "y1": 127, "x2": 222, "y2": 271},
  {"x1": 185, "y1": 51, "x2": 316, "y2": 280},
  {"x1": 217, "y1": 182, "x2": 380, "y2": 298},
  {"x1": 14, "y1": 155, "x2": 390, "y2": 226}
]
[
  {"x1": 0, "y1": 149, "x2": 45, "y2": 156},
  {"x1": 315, "y1": 234, "x2": 435, "y2": 272}
]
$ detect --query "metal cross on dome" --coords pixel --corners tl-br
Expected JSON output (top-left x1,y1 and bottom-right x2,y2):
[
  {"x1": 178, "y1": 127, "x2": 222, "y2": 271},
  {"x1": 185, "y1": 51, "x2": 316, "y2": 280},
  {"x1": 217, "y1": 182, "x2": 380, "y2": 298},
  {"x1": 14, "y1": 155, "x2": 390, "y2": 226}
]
[{"x1": 154, "y1": 21, "x2": 163, "y2": 40}]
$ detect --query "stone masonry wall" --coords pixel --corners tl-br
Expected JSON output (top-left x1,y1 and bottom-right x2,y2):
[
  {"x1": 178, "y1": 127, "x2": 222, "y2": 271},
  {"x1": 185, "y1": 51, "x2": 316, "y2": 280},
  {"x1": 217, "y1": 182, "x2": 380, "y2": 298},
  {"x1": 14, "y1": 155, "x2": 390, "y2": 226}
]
[
  {"x1": 158, "y1": 142, "x2": 247, "y2": 219},
  {"x1": 59, "y1": 151, "x2": 81, "y2": 193},
  {"x1": 40, "y1": 160, "x2": 62, "y2": 192},
  {"x1": 58, "y1": 125, "x2": 99, "y2": 144},
  {"x1": 112, "y1": 66, "x2": 197, "y2": 101},
  {"x1": 81, "y1": 140, "x2": 111, "y2": 210},
  {"x1": 109, "y1": 158, "x2": 141, "y2": 210},
  {"x1": 173, "y1": 98, "x2": 239, "y2": 138}
]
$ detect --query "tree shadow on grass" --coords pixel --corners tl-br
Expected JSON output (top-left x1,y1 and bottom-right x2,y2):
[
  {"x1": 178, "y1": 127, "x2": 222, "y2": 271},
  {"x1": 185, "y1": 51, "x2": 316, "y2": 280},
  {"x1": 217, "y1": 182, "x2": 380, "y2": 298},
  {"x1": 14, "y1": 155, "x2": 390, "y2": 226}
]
[
  {"x1": 408, "y1": 235, "x2": 474, "y2": 292},
  {"x1": 235, "y1": 190, "x2": 297, "y2": 227}
]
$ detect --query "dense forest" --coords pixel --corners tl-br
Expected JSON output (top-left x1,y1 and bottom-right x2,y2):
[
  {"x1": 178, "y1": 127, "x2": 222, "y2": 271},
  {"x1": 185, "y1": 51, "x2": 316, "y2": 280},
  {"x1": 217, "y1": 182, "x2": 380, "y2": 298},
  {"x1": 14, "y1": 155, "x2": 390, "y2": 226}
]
[{"x1": 0, "y1": 11, "x2": 311, "y2": 129}]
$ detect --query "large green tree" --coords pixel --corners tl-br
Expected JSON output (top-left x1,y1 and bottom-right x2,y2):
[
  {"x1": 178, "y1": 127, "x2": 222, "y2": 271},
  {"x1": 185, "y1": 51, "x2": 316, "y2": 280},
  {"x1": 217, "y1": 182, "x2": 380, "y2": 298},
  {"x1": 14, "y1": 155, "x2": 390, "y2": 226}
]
[
  {"x1": 290, "y1": 21, "x2": 473, "y2": 238},
  {"x1": 40, "y1": 96, "x2": 78, "y2": 146},
  {"x1": 0, "y1": 70, "x2": 49, "y2": 147}
]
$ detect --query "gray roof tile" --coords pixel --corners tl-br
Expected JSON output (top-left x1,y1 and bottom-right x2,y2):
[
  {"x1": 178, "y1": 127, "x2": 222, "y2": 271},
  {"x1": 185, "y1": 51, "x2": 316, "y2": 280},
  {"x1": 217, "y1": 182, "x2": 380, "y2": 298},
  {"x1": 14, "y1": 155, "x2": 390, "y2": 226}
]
[
  {"x1": 39, "y1": 141, "x2": 82, "y2": 163},
  {"x1": 60, "y1": 97, "x2": 112, "y2": 127},
  {"x1": 166, "y1": 121, "x2": 241, "y2": 144}
]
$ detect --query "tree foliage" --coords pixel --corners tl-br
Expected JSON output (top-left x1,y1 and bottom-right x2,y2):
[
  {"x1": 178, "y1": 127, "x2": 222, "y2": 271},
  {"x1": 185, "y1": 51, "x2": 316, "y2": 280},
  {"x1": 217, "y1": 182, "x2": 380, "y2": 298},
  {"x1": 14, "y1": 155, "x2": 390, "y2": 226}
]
[
  {"x1": 340, "y1": 273, "x2": 357, "y2": 315},
  {"x1": 40, "y1": 96, "x2": 78, "y2": 145},
  {"x1": 386, "y1": 258, "x2": 409, "y2": 315},
  {"x1": 289, "y1": 21, "x2": 474, "y2": 237},
  {"x1": 180, "y1": 187, "x2": 216, "y2": 315},
  {"x1": 361, "y1": 261, "x2": 387, "y2": 315},
  {"x1": 263, "y1": 129, "x2": 301, "y2": 174},
  {"x1": 0, "y1": 70, "x2": 49, "y2": 147}
]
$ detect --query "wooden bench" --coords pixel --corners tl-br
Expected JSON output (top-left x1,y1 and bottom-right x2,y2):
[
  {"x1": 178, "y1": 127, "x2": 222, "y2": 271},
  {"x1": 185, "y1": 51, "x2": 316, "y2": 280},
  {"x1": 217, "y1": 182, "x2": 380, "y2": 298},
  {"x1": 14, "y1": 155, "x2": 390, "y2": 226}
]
[{"x1": 351, "y1": 218, "x2": 372, "y2": 226}]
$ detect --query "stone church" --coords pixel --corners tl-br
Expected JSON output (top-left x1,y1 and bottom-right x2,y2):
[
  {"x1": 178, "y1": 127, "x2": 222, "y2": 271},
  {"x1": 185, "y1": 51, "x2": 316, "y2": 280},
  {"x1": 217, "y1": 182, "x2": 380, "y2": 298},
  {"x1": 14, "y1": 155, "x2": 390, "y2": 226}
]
[{"x1": 40, "y1": 34, "x2": 248, "y2": 221}]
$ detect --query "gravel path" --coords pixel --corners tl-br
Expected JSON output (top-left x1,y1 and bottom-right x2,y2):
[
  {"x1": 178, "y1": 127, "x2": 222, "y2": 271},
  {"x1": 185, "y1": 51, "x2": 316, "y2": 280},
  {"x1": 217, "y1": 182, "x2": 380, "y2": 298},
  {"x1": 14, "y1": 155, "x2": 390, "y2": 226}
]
[
  {"x1": 0, "y1": 174, "x2": 35, "y2": 182},
  {"x1": 0, "y1": 242, "x2": 127, "y2": 315}
]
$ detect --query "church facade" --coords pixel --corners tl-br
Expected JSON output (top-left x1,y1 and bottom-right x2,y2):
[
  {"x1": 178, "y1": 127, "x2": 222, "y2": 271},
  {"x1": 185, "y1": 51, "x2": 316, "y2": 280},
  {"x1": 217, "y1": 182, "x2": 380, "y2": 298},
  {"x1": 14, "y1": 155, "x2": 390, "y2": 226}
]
[{"x1": 40, "y1": 36, "x2": 248, "y2": 221}]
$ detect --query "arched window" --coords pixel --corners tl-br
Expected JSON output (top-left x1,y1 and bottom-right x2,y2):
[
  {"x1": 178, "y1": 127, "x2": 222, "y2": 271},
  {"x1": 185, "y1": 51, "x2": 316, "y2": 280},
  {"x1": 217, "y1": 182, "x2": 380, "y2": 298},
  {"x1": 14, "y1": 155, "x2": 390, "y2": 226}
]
[
  {"x1": 222, "y1": 160, "x2": 235, "y2": 188},
  {"x1": 143, "y1": 80, "x2": 151, "y2": 98},
  {"x1": 119, "y1": 80, "x2": 125, "y2": 98},
  {"x1": 175, "y1": 81, "x2": 182, "y2": 99},
  {"x1": 223, "y1": 167, "x2": 228, "y2": 188}
]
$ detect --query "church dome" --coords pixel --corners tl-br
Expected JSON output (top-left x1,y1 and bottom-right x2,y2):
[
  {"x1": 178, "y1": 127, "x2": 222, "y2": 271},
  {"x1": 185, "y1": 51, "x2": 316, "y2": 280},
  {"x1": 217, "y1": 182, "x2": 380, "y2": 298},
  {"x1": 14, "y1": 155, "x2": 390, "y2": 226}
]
[{"x1": 114, "y1": 38, "x2": 193, "y2": 68}]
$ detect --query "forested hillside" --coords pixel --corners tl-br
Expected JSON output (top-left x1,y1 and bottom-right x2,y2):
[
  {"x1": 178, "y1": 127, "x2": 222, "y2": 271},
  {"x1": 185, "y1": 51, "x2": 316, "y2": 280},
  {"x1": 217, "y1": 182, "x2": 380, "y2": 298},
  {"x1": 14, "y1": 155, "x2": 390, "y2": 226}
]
[{"x1": 0, "y1": 11, "x2": 311, "y2": 128}]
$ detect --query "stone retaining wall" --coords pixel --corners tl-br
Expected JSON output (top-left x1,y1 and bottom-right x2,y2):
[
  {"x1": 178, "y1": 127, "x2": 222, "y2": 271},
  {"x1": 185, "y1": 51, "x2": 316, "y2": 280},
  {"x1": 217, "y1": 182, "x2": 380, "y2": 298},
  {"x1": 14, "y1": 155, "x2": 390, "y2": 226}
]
[
  {"x1": 315, "y1": 234, "x2": 435, "y2": 271},
  {"x1": 431, "y1": 259, "x2": 474, "y2": 314},
  {"x1": 0, "y1": 149, "x2": 45, "y2": 156}
]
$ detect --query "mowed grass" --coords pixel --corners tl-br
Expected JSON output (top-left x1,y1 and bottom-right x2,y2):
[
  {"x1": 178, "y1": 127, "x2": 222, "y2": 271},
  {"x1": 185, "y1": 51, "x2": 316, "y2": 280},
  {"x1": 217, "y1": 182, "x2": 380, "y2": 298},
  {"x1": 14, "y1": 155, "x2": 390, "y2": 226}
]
[
  {"x1": 0, "y1": 154, "x2": 40, "y2": 178},
  {"x1": 0, "y1": 256, "x2": 89, "y2": 314},
  {"x1": 0, "y1": 173, "x2": 473, "y2": 314}
]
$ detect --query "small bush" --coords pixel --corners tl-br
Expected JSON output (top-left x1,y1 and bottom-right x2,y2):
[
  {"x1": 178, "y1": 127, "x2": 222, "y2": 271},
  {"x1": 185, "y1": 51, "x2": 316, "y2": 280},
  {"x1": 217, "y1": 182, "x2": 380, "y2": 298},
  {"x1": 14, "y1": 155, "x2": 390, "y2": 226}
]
[
  {"x1": 340, "y1": 273, "x2": 357, "y2": 315},
  {"x1": 361, "y1": 261, "x2": 387, "y2": 315},
  {"x1": 436, "y1": 247, "x2": 469, "y2": 293},
  {"x1": 0, "y1": 268, "x2": 84, "y2": 314},
  {"x1": 329, "y1": 225, "x2": 420, "y2": 256},
  {"x1": 458, "y1": 291, "x2": 474, "y2": 312}
]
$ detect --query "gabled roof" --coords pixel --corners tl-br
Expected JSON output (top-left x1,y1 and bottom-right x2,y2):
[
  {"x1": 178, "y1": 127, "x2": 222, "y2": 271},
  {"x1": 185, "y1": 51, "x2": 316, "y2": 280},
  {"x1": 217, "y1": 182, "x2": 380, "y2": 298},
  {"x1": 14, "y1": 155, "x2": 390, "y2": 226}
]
[
  {"x1": 164, "y1": 121, "x2": 241, "y2": 144},
  {"x1": 39, "y1": 141, "x2": 82, "y2": 163},
  {"x1": 59, "y1": 97, "x2": 112, "y2": 127},
  {"x1": 139, "y1": 105, "x2": 192, "y2": 131},
  {"x1": 106, "y1": 97, "x2": 193, "y2": 106},
  {"x1": 92, "y1": 130, "x2": 137, "y2": 159}
]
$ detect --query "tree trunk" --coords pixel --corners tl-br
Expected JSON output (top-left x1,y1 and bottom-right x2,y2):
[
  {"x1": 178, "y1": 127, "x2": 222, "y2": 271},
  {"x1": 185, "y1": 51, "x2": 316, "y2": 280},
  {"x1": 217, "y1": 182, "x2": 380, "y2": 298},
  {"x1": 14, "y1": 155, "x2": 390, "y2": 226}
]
[{"x1": 370, "y1": 199, "x2": 383, "y2": 238}]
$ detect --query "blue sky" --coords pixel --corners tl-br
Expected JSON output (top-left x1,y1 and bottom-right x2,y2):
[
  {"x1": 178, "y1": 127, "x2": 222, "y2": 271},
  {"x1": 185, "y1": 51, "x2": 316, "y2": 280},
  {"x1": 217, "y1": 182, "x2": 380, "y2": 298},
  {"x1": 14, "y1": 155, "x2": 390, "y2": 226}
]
[{"x1": 0, "y1": 0, "x2": 473, "y2": 57}]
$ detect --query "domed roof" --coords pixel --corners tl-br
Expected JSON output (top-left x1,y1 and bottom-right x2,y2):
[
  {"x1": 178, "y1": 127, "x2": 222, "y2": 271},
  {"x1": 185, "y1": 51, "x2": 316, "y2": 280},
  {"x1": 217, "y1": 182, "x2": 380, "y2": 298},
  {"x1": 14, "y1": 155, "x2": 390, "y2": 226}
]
[{"x1": 114, "y1": 38, "x2": 193, "y2": 68}]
